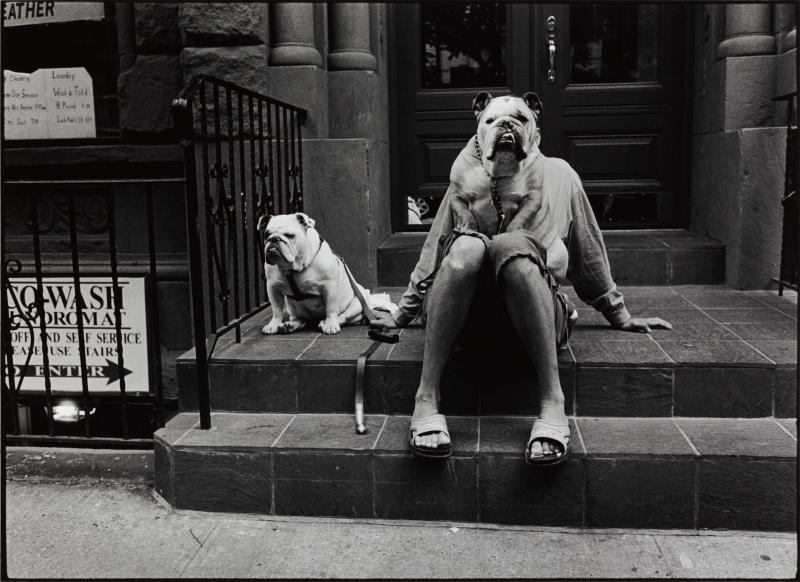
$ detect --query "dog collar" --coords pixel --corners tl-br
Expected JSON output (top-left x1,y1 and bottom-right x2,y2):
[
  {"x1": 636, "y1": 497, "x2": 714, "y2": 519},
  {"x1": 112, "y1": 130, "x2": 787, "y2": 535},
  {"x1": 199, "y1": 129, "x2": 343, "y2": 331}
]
[{"x1": 282, "y1": 234, "x2": 327, "y2": 301}]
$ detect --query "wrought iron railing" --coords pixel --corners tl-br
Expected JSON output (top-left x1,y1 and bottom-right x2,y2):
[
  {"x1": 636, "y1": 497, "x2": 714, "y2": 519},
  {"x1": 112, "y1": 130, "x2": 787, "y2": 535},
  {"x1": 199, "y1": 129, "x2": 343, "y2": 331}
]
[
  {"x1": 171, "y1": 75, "x2": 307, "y2": 429},
  {"x1": 1, "y1": 177, "x2": 180, "y2": 447}
]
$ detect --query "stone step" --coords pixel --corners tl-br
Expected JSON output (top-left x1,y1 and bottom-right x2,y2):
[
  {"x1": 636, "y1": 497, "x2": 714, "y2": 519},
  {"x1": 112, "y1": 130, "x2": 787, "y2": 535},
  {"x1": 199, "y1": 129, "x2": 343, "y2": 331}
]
[
  {"x1": 377, "y1": 230, "x2": 725, "y2": 287},
  {"x1": 176, "y1": 286, "x2": 797, "y2": 418},
  {"x1": 154, "y1": 412, "x2": 797, "y2": 531}
]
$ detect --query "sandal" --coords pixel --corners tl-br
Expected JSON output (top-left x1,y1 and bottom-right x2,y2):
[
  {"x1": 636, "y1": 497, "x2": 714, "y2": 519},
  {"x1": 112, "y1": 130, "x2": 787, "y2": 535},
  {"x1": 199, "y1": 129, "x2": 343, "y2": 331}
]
[
  {"x1": 525, "y1": 418, "x2": 570, "y2": 466},
  {"x1": 408, "y1": 414, "x2": 452, "y2": 458}
]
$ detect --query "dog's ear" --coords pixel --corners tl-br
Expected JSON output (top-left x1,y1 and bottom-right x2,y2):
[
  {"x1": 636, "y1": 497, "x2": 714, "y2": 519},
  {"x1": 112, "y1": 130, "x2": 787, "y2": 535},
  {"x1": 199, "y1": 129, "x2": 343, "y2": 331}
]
[
  {"x1": 256, "y1": 214, "x2": 271, "y2": 245},
  {"x1": 522, "y1": 92, "x2": 543, "y2": 124},
  {"x1": 256, "y1": 214, "x2": 270, "y2": 235},
  {"x1": 295, "y1": 212, "x2": 316, "y2": 230},
  {"x1": 472, "y1": 91, "x2": 493, "y2": 118}
]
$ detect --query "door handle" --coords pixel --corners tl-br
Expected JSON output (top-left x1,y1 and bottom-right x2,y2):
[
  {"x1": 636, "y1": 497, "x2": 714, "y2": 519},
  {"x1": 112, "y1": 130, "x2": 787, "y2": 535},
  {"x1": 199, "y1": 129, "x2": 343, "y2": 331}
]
[{"x1": 546, "y1": 15, "x2": 557, "y2": 84}]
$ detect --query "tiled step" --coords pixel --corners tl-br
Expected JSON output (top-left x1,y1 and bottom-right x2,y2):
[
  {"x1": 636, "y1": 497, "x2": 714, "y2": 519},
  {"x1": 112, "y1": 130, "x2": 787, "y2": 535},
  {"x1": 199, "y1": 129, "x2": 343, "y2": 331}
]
[
  {"x1": 154, "y1": 412, "x2": 797, "y2": 531},
  {"x1": 176, "y1": 286, "x2": 797, "y2": 418},
  {"x1": 377, "y1": 230, "x2": 725, "y2": 287}
]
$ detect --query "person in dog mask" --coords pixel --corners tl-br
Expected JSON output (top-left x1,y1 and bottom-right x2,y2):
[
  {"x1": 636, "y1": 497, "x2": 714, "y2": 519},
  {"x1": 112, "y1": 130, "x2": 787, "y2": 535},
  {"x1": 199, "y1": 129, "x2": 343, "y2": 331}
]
[{"x1": 372, "y1": 92, "x2": 671, "y2": 463}]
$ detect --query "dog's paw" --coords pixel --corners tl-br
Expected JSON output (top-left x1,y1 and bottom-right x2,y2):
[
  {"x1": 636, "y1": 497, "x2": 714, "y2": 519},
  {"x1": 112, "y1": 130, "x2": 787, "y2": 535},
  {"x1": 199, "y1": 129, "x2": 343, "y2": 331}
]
[
  {"x1": 262, "y1": 320, "x2": 282, "y2": 335},
  {"x1": 319, "y1": 317, "x2": 341, "y2": 335},
  {"x1": 278, "y1": 320, "x2": 305, "y2": 334}
]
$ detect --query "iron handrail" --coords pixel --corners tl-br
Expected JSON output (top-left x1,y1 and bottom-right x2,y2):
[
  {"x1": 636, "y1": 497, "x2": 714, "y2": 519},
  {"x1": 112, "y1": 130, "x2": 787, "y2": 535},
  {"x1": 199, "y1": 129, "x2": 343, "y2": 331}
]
[
  {"x1": 171, "y1": 75, "x2": 307, "y2": 429},
  {"x1": 174, "y1": 74, "x2": 308, "y2": 122}
]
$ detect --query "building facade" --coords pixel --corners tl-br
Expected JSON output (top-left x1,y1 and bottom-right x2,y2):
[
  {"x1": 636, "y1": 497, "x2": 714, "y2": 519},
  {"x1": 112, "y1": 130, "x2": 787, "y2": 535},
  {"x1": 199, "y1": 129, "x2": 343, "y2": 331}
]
[
  {"x1": 3, "y1": 2, "x2": 797, "y2": 352},
  {"x1": 108, "y1": 3, "x2": 793, "y2": 287}
]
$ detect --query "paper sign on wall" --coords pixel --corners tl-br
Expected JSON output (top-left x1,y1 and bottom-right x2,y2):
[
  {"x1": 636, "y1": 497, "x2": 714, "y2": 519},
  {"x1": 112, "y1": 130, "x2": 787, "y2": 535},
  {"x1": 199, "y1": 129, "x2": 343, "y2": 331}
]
[
  {"x1": 6, "y1": 277, "x2": 150, "y2": 394},
  {"x1": 3, "y1": 67, "x2": 96, "y2": 140}
]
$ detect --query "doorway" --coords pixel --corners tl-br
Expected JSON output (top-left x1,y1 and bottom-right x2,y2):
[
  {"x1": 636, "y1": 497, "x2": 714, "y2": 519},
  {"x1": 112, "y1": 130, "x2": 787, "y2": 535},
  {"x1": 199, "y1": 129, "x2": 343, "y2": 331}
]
[{"x1": 389, "y1": 2, "x2": 690, "y2": 230}]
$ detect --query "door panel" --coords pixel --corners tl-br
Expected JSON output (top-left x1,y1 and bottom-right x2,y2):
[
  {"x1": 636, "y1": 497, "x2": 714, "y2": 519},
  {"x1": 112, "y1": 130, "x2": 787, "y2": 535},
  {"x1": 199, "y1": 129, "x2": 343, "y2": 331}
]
[
  {"x1": 538, "y1": 3, "x2": 686, "y2": 227},
  {"x1": 391, "y1": 3, "x2": 688, "y2": 230},
  {"x1": 392, "y1": 2, "x2": 532, "y2": 229}
]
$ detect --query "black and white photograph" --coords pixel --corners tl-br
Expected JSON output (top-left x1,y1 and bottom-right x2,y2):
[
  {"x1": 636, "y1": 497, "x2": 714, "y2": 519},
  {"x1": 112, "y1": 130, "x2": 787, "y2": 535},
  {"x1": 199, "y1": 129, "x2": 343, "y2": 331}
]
[{"x1": 2, "y1": 1, "x2": 797, "y2": 578}]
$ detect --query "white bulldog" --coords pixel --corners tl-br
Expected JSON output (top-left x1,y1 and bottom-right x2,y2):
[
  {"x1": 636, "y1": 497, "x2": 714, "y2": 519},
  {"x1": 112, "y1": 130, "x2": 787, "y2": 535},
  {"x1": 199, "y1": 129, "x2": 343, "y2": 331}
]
[
  {"x1": 261, "y1": 213, "x2": 367, "y2": 335},
  {"x1": 450, "y1": 91, "x2": 545, "y2": 235}
]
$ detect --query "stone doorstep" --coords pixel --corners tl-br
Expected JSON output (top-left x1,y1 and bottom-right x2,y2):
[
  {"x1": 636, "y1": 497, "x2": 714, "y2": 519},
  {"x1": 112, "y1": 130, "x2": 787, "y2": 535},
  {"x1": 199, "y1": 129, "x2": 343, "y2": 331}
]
[
  {"x1": 377, "y1": 230, "x2": 726, "y2": 287},
  {"x1": 180, "y1": 359, "x2": 797, "y2": 419},
  {"x1": 176, "y1": 285, "x2": 796, "y2": 417},
  {"x1": 155, "y1": 413, "x2": 797, "y2": 531}
]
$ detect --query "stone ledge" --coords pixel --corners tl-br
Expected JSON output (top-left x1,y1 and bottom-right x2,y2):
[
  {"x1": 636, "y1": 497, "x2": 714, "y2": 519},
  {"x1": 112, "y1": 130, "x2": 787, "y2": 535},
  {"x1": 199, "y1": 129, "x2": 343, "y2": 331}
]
[
  {"x1": 175, "y1": 285, "x2": 796, "y2": 418},
  {"x1": 378, "y1": 230, "x2": 726, "y2": 287},
  {"x1": 155, "y1": 412, "x2": 797, "y2": 529},
  {"x1": 6, "y1": 446, "x2": 153, "y2": 484},
  {"x1": 158, "y1": 413, "x2": 797, "y2": 459}
]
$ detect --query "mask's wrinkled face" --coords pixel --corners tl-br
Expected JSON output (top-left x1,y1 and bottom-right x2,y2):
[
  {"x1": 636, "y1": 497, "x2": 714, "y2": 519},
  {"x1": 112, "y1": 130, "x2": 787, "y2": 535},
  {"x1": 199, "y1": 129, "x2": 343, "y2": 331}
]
[
  {"x1": 474, "y1": 93, "x2": 542, "y2": 163},
  {"x1": 263, "y1": 213, "x2": 315, "y2": 267}
]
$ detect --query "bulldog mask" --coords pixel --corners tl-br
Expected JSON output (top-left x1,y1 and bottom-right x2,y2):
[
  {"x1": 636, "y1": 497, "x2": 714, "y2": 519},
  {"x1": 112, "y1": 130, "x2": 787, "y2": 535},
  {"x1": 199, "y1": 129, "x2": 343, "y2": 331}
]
[
  {"x1": 261, "y1": 212, "x2": 367, "y2": 335},
  {"x1": 474, "y1": 91, "x2": 542, "y2": 177},
  {"x1": 449, "y1": 91, "x2": 545, "y2": 235}
]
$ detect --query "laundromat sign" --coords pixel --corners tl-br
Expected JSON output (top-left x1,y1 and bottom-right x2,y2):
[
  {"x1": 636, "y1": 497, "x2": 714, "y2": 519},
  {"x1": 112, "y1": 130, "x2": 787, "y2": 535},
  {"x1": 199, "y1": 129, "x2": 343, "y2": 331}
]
[
  {"x1": 6, "y1": 277, "x2": 150, "y2": 394},
  {"x1": 2, "y1": 2, "x2": 104, "y2": 27}
]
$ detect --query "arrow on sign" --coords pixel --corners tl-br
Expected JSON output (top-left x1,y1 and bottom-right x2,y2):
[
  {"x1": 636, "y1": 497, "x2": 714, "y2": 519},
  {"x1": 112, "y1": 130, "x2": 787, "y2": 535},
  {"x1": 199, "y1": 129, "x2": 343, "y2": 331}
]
[
  {"x1": 13, "y1": 359, "x2": 133, "y2": 385},
  {"x1": 102, "y1": 359, "x2": 134, "y2": 385}
]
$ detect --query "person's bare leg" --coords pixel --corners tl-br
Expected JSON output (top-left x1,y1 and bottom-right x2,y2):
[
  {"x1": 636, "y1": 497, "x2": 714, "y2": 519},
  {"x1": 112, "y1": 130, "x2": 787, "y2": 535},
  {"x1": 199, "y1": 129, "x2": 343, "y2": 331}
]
[
  {"x1": 501, "y1": 257, "x2": 567, "y2": 457},
  {"x1": 412, "y1": 236, "x2": 486, "y2": 450}
]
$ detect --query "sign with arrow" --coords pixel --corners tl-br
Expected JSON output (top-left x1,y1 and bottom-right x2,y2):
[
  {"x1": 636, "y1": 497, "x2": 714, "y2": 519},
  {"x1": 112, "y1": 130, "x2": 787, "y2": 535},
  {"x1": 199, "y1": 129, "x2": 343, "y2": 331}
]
[{"x1": 6, "y1": 277, "x2": 150, "y2": 393}]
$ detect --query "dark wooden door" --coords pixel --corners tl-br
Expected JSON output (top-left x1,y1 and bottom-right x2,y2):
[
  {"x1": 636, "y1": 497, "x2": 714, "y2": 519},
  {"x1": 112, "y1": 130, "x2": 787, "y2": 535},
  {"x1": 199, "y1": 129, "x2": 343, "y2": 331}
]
[
  {"x1": 390, "y1": 2, "x2": 533, "y2": 230},
  {"x1": 390, "y1": 2, "x2": 688, "y2": 230},
  {"x1": 537, "y1": 3, "x2": 687, "y2": 228}
]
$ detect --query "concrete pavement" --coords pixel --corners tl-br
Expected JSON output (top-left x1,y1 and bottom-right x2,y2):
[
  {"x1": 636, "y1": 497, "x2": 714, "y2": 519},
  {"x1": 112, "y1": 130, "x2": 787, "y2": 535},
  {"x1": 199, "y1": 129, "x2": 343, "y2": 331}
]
[{"x1": 5, "y1": 475, "x2": 797, "y2": 579}]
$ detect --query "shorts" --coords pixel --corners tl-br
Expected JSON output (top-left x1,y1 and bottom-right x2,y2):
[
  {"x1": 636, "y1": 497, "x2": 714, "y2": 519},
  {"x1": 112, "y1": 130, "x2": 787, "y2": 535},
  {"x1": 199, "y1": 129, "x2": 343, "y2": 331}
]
[{"x1": 430, "y1": 229, "x2": 575, "y2": 354}]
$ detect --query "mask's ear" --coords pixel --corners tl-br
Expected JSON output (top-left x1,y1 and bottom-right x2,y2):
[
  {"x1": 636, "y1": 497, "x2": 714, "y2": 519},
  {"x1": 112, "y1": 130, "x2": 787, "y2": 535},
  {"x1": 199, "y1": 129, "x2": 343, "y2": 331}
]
[
  {"x1": 522, "y1": 92, "x2": 543, "y2": 124},
  {"x1": 472, "y1": 91, "x2": 493, "y2": 118},
  {"x1": 295, "y1": 212, "x2": 316, "y2": 229}
]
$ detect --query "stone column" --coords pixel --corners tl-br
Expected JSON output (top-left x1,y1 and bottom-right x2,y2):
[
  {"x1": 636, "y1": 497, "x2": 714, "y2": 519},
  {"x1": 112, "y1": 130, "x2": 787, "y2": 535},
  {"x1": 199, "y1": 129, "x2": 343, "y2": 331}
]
[
  {"x1": 269, "y1": 3, "x2": 322, "y2": 66},
  {"x1": 115, "y1": 2, "x2": 136, "y2": 71},
  {"x1": 786, "y1": 26, "x2": 797, "y2": 51},
  {"x1": 712, "y1": 3, "x2": 777, "y2": 129},
  {"x1": 311, "y1": 4, "x2": 389, "y2": 287},
  {"x1": 717, "y1": 4, "x2": 776, "y2": 58},
  {"x1": 777, "y1": 3, "x2": 796, "y2": 52},
  {"x1": 328, "y1": 3, "x2": 376, "y2": 71},
  {"x1": 776, "y1": 4, "x2": 797, "y2": 111},
  {"x1": 266, "y1": 3, "x2": 327, "y2": 138}
]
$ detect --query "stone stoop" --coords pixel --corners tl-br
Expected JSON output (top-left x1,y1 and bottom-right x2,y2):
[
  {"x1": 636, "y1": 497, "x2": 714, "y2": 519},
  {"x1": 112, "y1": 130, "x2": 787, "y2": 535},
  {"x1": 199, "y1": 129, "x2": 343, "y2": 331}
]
[
  {"x1": 155, "y1": 413, "x2": 797, "y2": 531},
  {"x1": 161, "y1": 285, "x2": 798, "y2": 530},
  {"x1": 176, "y1": 286, "x2": 797, "y2": 419},
  {"x1": 378, "y1": 230, "x2": 725, "y2": 287}
]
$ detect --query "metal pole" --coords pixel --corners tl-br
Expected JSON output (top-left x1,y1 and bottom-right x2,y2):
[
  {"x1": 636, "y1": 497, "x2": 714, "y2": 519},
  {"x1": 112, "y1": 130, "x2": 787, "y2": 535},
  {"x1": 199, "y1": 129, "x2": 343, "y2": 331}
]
[{"x1": 174, "y1": 98, "x2": 212, "y2": 430}]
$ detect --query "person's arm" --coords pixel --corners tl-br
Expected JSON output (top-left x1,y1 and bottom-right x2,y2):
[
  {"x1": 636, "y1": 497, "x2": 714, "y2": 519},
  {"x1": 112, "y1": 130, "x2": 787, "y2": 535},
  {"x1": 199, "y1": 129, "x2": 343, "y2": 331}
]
[
  {"x1": 374, "y1": 186, "x2": 458, "y2": 328},
  {"x1": 566, "y1": 172, "x2": 671, "y2": 333}
]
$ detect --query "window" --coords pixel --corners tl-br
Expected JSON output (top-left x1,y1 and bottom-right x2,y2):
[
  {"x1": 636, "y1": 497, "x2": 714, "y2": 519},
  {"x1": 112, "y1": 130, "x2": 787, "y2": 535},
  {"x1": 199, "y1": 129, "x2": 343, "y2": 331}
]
[{"x1": 2, "y1": 2, "x2": 120, "y2": 137}]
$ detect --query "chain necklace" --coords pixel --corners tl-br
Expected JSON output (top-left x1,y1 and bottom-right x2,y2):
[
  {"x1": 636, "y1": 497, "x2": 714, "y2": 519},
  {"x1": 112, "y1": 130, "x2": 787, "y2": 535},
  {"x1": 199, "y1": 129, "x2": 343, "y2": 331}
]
[{"x1": 474, "y1": 138, "x2": 506, "y2": 235}]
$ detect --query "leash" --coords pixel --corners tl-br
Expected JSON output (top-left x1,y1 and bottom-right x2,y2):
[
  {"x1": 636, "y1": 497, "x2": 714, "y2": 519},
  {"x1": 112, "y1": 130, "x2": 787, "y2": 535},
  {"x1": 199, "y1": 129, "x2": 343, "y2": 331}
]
[{"x1": 340, "y1": 259, "x2": 399, "y2": 434}]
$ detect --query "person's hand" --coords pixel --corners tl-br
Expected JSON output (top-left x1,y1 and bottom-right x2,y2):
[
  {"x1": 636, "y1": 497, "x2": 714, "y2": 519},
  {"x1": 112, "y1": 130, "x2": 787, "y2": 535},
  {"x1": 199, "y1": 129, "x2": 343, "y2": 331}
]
[
  {"x1": 369, "y1": 311, "x2": 401, "y2": 329},
  {"x1": 614, "y1": 316, "x2": 673, "y2": 334}
]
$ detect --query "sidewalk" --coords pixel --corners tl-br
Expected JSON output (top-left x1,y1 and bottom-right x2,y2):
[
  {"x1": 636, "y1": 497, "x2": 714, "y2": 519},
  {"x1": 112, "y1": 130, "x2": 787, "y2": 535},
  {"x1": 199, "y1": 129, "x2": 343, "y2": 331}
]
[{"x1": 5, "y1": 472, "x2": 797, "y2": 579}]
